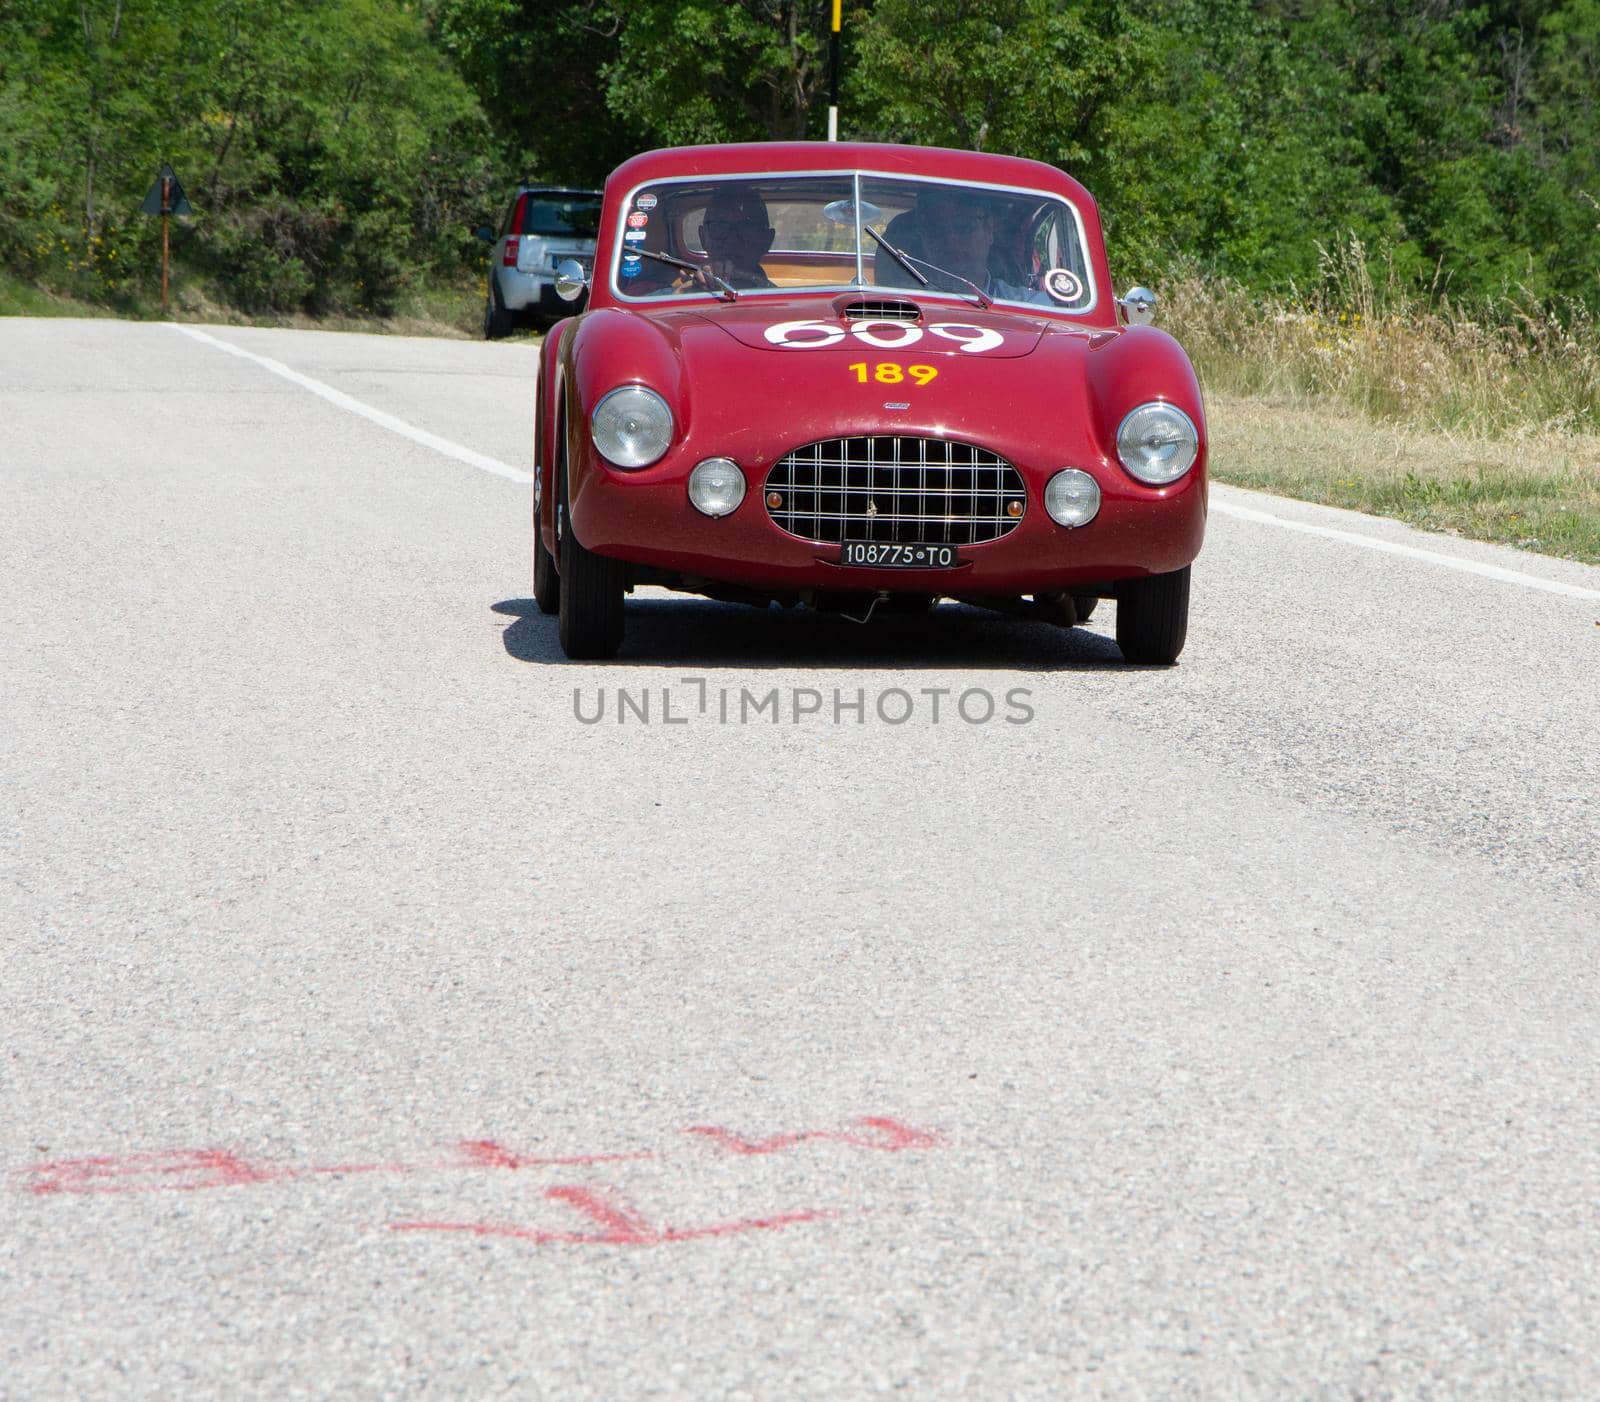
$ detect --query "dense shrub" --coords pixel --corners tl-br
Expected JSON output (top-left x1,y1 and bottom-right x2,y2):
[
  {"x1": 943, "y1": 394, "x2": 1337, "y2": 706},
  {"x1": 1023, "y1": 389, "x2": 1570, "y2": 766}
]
[{"x1": 2, "y1": 0, "x2": 497, "y2": 316}]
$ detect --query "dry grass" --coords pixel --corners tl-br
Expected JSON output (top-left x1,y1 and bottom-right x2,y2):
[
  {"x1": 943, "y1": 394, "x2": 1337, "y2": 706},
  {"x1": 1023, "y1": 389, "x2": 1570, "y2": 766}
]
[
  {"x1": 1, "y1": 268, "x2": 488, "y2": 339},
  {"x1": 1208, "y1": 395, "x2": 1600, "y2": 562},
  {"x1": 1161, "y1": 241, "x2": 1600, "y2": 563},
  {"x1": 168, "y1": 279, "x2": 485, "y2": 339}
]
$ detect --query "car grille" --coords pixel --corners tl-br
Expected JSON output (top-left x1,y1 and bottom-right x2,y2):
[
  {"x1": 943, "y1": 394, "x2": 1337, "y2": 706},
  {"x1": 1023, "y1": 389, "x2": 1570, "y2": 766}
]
[{"x1": 764, "y1": 436, "x2": 1025, "y2": 546}]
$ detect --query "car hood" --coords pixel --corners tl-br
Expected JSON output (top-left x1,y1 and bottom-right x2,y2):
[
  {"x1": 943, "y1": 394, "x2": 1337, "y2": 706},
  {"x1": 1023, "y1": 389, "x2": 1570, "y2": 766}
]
[{"x1": 679, "y1": 295, "x2": 1056, "y2": 359}]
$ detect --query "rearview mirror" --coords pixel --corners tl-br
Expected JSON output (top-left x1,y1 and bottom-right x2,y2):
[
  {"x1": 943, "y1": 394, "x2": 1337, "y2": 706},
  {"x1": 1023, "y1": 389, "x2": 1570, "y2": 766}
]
[{"x1": 822, "y1": 198, "x2": 885, "y2": 228}]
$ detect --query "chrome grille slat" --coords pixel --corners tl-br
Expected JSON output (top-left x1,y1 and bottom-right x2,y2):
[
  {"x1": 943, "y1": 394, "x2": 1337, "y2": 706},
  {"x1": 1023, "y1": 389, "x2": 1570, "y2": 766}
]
[
  {"x1": 764, "y1": 436, "x2": 1024, "y2": 547},
  {"x1": 763, "y1": 511, "x2": 1006, "y2": 523}
]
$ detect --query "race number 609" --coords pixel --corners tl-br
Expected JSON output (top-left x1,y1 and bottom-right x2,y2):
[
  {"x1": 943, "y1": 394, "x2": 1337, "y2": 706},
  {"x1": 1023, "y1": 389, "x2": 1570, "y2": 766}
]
[{"x1": 763, "y1": 319, "x2": 1005, "y2": 354}]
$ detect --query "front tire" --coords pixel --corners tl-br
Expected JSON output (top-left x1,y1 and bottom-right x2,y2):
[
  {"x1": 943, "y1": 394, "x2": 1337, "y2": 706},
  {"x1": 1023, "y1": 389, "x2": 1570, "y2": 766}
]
[
  {"x1": 556, "y1": 463, "x2": 625, "y2": 659},
  {"x1": 1115, "y1": 566, "x2": 1190, "y2": 665}
]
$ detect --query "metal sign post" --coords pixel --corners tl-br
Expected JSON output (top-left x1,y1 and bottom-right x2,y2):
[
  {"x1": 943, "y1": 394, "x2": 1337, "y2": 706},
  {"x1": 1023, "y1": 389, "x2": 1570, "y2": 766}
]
[
  {"x1": 140, "y1": 163, "x2": 193, "y2": 314},
  {"x1": 161, "y1": 175, "x2": 170, "y2": 310},
  {"x1": 828, "y1": 0, "x2": 841, "y2": 140}
]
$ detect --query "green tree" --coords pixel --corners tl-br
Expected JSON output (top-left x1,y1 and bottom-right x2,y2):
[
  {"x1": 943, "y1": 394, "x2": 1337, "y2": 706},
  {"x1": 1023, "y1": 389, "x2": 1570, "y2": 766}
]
[
  {"x1": 0, "y1": 0, "x2": 499, "y2": 313},
  {"x1": 426, "y1": 0, "x2": 643, "y2": 184},
  {"x1": 601, "y1": 0, "x2": 840, "y2": 144},
  {"x1": 850, "y1": 0, "x2": 1126, "y2": 170}
]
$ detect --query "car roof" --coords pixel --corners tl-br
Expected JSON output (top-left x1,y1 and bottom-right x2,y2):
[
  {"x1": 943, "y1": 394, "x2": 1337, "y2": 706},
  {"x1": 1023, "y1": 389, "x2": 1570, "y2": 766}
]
[{"x1": 604, "y1": 142, "x2": 1094, "y2": 207}]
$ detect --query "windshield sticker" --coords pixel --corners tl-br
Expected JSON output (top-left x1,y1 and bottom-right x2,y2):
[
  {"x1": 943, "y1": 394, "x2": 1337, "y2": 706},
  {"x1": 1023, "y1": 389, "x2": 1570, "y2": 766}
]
[
  {"x1": 620, "y1": 255, "x2": 641, "y2": 280},
  {"x1": 764, "y1": 320, "x2": 1007, "y2": 354},
  {"x1": 1043, "y1": 268, "x2": 1086, "y2": 305},
  {"x1": 635, "y1": 193, "x2": 658, "y2": 211},
  {"x1": 623, "y1": 229, "x2": 646, "y2": 243},
  {"x1": 626, "y1": 212, "x2": 648, "y2": 229}
]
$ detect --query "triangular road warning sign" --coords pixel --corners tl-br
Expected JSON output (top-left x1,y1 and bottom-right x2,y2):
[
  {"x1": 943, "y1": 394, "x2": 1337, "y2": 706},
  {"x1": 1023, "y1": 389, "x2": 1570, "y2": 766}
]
[{"x1": 140, "y1": 163, "x2": 193, "y2": 217}]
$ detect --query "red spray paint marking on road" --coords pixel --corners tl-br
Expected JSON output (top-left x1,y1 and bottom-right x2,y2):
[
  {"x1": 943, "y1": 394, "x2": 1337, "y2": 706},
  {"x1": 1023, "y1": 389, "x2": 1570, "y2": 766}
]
[
  {"x1": 455, "y1": 1139, "x2": 654, "y2": 1170},
  {"x1": 17, "y1": 1117, "x2": 941, "y2": 1198},
  {"x1": 24, "y1": 1149, "x2": 286, "y2": 1196},
  {"x1": 685, "y1": 1116, "x2": 943, "y2": 1156},
  {"x1": 390, "y1": 1185, "x2": 833, "y2": 1246}
]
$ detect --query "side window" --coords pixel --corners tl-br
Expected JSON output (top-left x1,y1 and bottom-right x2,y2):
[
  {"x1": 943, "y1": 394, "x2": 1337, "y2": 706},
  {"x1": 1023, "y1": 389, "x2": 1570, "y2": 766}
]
[
  {"x1": 1031, "y1": 216, "x2": 1058, "y2": 279},
  {"x1": 1030, "y1": 206, "x2": 1091, "y2": 309},
  {"x1": 681, "y1": 202, "x2": 711, "y2": 255}
]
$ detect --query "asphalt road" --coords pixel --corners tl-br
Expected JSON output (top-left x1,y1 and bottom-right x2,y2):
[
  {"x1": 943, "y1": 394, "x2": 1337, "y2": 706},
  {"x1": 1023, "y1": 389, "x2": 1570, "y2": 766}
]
[{"x1": 3, "y1": 317, "x2": 1598, "y2": 1398}]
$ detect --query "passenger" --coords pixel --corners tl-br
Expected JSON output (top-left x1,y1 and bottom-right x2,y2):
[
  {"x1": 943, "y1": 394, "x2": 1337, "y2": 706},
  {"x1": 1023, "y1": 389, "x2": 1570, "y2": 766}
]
[{"x1": 698, "y1": 186, "x2": 776, "y2": 290}]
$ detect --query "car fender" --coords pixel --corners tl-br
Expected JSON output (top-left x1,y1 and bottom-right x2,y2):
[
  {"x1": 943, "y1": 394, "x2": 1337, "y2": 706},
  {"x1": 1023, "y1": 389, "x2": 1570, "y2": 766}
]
[
  {"x1": 562, "y1": 310, "x2": 690, "y2": 540},
  {"x1": 1082, "y1": 325, "x2": 1208, "y2": 497}
]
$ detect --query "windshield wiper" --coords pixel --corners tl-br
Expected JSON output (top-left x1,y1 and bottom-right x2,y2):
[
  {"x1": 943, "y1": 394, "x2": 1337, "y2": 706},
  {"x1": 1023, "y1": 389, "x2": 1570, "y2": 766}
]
[
  {"x1": 625, "y1": 246, "x2": 737, "y2": 301},
  {"x1": 863, "y1": 229, "x2": 990, "y2": 308},
  {"x1": 863, "y1": 226, "x2": 929, "y2": 288}
]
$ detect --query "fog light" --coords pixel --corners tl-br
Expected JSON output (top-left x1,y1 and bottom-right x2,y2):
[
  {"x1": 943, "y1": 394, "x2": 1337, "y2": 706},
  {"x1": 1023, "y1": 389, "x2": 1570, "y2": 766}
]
[
  {"x1": 767, "y1": 491, "x2": 783, "y2": 510},
  {"x1": 1044, "y1": 469, "x2": 1100, "y2": 527},
  {"x1": 688, "y1": 458, "x2": 746, "y2": 517}
]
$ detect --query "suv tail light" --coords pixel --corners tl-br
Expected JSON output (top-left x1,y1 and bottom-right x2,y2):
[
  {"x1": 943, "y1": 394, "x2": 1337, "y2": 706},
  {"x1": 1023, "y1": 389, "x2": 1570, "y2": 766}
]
[{"x1": 502, "y1": 237, "x2": 519, "y2": 267}]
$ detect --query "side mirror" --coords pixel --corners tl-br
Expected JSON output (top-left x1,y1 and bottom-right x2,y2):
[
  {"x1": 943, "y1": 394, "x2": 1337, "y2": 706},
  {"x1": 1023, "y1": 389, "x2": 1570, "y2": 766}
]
[
  {"x1": 1119, "y1": 286, "x2": 1157, "y2": 325},
  {"x1": 553, "y1": 258, "x2": 589, "y2": 303},
  {"x1": 472, "y1": 224, "x2": 495, "y2": 244}
]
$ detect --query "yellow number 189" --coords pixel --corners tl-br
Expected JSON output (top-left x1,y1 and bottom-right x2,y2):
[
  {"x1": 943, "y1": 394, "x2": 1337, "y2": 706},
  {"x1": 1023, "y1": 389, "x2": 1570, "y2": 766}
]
[{"x1": 848, "y1": 362, "x2": 938, "y2": 387}]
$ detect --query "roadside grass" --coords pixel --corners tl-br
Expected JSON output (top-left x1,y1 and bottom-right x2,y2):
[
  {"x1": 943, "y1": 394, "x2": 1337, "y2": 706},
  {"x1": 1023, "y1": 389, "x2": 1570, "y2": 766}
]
[
  {"x1": 166, "y1": 275, "x2": 486, "y2": 340},
  {"x1": 1162, "y1": 241, "x2": 1600, "y2": 564},
  {"x1": 0, "y1": 267, "x2": 121, "y2": 318},
  {"x1": 1207, "y1": 396, "x2": 1600, "y2": 563},
  {"x1": 0, "y1": 264, "x2": 488, "y2": 339}
]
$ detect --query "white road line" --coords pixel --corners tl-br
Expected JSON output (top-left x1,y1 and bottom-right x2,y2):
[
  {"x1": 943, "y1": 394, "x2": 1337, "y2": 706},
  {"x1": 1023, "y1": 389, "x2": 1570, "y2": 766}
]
[
  {"x1": 171, "y1": 323, "x2": 534, "y2": 485},
  {"x1": 1211, "y1": 495, "x2": 1600, "y2": 601}
]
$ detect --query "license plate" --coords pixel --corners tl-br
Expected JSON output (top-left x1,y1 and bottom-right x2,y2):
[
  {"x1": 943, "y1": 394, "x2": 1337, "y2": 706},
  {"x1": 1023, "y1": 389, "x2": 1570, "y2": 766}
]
[{"x1": 839, "y1": 542, "x2": 960, "y2": 569}]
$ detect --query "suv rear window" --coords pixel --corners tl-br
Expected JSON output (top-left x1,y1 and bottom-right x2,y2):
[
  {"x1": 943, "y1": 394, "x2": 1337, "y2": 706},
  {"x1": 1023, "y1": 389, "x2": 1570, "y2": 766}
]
[{"x1": 523, "y1": 195, "x2": 602, "y2": 238}]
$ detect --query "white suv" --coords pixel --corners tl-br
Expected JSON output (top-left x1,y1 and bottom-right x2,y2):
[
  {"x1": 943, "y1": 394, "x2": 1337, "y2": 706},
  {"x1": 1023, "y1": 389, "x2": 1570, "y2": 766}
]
[{"x1": 477, "y1": 186, "x2": 602, "y2": 338}]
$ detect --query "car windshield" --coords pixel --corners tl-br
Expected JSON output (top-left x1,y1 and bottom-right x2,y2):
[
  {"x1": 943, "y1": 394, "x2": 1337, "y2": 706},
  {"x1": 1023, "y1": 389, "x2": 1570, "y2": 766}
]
[
  {"x1": 527, "y1": 194, "x2": 602, "y2": 238},
  {"x1": 613, "y1": 173, "x2": 1094, "y2": 313}
]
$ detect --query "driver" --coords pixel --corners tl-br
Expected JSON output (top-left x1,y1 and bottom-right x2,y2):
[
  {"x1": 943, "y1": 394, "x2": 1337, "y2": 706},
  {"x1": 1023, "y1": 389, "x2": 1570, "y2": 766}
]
[
  {"x1": 915, "y1": 187, "x2": 1037, "y2": 302},
  {"x1": 698, "y1": 186, "x2": 776, "y2": 290}
]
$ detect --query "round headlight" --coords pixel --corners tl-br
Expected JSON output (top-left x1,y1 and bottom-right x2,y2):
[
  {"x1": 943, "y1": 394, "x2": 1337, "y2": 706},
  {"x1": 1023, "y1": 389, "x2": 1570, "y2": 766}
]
[
  {"x1": 688, "y1": 457, "x2": 745, "y2": 517},
  {"x1": 1044, "y1": 469, "x2": 1100, "y2": 527},
  {"x1": 1116, "y1": 402, "x2": 1198, "y2": 485},
  {"x1": 591, "y1": 385, "x2": 674, "y2": 468}
]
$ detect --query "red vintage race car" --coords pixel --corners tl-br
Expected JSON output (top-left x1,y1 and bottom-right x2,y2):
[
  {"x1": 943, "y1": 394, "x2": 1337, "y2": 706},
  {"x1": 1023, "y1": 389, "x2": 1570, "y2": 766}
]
[{"x1": 533, "y1": 141, "x2": 1206, "y2": 664}]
